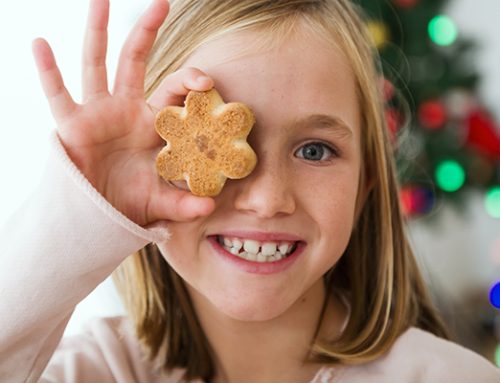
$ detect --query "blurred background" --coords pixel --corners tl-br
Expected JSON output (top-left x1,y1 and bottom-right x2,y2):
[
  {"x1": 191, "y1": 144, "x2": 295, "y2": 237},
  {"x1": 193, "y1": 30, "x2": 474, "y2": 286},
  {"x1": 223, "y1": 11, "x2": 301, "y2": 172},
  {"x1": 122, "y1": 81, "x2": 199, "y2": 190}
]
[
  {"x1": 0, "y1": 0, "x2": 499, "y2": 366},
  {"x1": 356, "y1": 0, "x2": 500, "y2": 365}
]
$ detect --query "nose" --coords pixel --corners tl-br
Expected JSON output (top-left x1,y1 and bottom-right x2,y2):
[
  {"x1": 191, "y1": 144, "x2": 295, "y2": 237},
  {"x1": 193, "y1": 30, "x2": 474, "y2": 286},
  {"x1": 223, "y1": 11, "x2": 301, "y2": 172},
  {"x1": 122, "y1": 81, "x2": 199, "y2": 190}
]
[{"x1": 231, "y1": 154, "x2": 296, "y2": 218}]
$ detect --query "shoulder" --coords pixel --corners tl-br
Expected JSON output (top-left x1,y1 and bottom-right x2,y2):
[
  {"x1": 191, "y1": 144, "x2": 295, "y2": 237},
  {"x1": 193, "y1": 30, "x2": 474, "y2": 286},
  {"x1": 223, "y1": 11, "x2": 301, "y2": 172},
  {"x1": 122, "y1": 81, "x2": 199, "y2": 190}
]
[
  {"x1": 324, "y1": 327, "x2": 500, "y2": 383},
  {"x1": 41, "y1": 316, "x2": 193, "y2": 383},
  {"x1": 380, "y1": 327, "x2": 500, "y2": 381}
]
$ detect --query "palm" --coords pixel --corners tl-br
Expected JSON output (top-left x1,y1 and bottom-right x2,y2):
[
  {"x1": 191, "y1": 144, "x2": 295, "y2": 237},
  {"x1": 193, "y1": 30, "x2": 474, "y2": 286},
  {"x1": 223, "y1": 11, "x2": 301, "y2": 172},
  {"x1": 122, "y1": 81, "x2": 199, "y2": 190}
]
[
  {"x1": 59, "y1": 97, "x2": 157, "y2": 148},
  {"x1": 58, "y1": 97, "x2": 158, "y2": 222},
  {"x1": 32, "y1": 0, "x2": 215, "y2": 226}
]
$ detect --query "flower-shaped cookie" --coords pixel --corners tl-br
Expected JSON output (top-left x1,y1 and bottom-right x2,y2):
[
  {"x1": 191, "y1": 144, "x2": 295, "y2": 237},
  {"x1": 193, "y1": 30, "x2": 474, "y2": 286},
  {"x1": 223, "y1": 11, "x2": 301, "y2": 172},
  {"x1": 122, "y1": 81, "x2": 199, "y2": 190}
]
[{"x1": 155, "y1": 88, "x2": 257, "y2": 197}]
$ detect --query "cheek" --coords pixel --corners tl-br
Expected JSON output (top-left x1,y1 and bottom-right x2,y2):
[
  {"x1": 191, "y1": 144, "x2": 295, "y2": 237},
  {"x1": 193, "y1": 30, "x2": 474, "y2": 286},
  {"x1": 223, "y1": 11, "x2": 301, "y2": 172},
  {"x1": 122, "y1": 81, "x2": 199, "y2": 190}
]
[
  {"x1": 303, "y1": 165, "x2": 360, "y2": 215},
  {"x1": 300, "y1": 166, "x2": 360, "y2": 252},
  {"x1": 156, "y1": 223, "x2": 200, "y2": 276}
]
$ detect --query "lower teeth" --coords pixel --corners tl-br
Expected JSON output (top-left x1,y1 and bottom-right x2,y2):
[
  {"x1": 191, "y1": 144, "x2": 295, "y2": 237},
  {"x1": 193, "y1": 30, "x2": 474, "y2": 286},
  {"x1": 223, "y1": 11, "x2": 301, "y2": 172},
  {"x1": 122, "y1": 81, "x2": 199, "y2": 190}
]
[{"x1": 235, "y1": 251, "x2": 285, "y2": 262}]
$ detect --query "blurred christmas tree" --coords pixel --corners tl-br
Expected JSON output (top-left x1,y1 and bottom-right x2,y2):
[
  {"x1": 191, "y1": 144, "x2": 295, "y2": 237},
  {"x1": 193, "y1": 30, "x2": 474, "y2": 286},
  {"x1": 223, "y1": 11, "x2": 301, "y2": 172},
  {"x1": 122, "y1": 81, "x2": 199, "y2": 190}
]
[{"x1": 355, "y1": 0, "x2": 500, "y2": 217}]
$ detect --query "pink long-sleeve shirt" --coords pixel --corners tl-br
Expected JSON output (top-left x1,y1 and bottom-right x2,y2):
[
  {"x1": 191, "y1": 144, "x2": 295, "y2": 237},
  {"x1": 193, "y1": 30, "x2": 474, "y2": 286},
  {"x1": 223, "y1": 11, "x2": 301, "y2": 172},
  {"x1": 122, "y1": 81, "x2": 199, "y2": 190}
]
[{"x1": 0, "y1": 132, "x2": 499, "y2": 383}]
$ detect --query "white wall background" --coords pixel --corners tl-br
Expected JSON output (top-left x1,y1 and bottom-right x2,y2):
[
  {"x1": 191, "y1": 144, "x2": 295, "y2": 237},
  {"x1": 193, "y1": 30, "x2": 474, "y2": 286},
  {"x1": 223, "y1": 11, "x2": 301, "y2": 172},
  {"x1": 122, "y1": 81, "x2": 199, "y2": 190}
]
[{"x1": 0, "y1": 0, "x2": 499, "y2": 335}]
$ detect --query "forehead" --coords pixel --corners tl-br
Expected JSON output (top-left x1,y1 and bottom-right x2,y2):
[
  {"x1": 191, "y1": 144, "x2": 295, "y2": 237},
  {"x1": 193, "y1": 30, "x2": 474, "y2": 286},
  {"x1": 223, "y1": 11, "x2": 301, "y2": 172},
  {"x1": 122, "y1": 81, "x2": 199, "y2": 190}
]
[{"x1": 181, "y1": 23, "x2": 360, "y2": 138}]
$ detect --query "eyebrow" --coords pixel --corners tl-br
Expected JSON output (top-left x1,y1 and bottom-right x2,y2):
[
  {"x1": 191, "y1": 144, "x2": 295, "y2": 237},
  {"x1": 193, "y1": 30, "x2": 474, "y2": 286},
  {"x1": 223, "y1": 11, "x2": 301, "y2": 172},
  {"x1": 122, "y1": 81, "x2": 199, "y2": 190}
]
[{"x1": 291, "y1": 114, "x2": 354, "y2": 140}]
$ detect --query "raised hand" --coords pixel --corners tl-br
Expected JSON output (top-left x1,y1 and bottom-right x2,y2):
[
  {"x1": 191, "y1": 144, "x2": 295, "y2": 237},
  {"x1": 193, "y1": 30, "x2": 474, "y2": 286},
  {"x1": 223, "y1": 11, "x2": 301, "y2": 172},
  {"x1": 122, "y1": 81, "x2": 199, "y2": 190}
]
[{"x1": 32, "y1": 0, "x2": 215, "y2": 226}]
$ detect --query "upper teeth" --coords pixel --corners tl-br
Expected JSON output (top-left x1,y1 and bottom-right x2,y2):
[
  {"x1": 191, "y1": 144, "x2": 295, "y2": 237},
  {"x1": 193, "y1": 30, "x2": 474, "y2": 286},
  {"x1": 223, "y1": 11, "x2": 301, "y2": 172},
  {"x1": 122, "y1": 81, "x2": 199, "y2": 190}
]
[{"x1": 219, "y1": 236, "x2": 296, "y2": 262}]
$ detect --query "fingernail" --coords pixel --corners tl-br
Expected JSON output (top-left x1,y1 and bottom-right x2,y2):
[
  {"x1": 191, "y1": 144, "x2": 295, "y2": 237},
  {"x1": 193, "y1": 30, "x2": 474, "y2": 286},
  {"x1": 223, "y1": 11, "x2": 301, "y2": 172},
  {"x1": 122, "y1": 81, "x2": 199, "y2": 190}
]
[{"x1": 197, "y1": 76, "x2": 211, "y2": 84}]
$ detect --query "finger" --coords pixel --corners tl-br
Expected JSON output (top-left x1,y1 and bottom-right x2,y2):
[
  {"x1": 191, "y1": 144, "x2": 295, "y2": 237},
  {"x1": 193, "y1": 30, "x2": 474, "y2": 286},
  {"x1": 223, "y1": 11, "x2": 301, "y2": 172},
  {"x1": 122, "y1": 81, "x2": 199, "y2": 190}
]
[
  {"x1": 32, "y1": 38, "x2": 78, "y2": 121},
  {"x1": 82, "y1": 0, "x2": 110, "y2": 101},
  {"x1": 148, "y1": 186, "x2": 215, "y2": 222},
  {"x1": 113, "y1": 0, "x2": 169, "y2": 98},
  {"x1": 148, "y1": 67, "x2": 214, "y2": 110}
]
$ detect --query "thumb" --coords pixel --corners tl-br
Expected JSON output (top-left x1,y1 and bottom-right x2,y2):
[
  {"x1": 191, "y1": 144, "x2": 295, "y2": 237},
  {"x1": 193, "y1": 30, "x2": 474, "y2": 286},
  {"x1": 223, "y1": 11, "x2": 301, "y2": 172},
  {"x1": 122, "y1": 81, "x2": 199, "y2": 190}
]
[{"x1": 148, "y1": 186, "x2": 216, "y2": 222}]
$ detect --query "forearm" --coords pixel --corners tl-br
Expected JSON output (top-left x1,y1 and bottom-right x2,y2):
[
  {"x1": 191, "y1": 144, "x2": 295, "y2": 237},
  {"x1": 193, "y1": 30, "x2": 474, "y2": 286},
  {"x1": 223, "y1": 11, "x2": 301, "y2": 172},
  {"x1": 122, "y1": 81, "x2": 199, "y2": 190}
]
[{"x1": 0, "y1": 132, "x2": 169, "y2": 382}]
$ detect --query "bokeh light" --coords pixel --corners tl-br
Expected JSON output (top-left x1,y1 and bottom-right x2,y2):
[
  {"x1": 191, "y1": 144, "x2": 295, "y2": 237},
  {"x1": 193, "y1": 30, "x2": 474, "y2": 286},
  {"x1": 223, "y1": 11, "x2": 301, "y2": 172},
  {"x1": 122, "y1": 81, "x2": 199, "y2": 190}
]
[
  {"x1": 428, "y1": 15, "x2": 458, "y2": 46},
  {"x1": 485, "y1": 187, "x2": 500, "y2": 218},
  {"x1": 367, "y1": 20, "x2": 390, "y2": 49},
  {"x1": 418, "y1": 99, "x2": 447, "y2": 129},
  {"x1": 435, "y1": 160, "x2": 466, "y2": 192},
  {"x1": 400, "y1": 186, "x2": 435, "y2": 216},
  {"x1": 490, "y1": 281, "x2": 500, "y2": 309}
]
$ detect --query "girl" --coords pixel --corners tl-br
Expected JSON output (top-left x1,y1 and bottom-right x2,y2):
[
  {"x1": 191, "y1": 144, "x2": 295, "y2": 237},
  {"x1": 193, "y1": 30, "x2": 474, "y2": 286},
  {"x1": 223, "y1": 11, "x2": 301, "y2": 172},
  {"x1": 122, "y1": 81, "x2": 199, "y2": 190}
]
[{"x1": 1, "y1": 0, "x2": 499, "y2": 382}]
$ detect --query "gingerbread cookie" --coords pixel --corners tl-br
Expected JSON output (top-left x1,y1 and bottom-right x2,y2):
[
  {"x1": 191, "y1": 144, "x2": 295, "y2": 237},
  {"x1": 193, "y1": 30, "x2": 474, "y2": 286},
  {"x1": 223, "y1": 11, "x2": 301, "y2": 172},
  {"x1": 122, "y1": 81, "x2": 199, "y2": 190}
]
[{"x1": 155, "y1": 88, "x2": 257, "y2": 197}]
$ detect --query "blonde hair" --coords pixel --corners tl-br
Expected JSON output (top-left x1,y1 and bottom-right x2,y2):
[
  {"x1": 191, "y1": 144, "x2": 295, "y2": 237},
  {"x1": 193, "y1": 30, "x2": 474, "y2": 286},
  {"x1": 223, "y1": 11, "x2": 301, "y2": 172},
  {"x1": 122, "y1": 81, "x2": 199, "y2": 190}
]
[{"x1": 113, "y1": 0, "x2": 450, "y2": 380}]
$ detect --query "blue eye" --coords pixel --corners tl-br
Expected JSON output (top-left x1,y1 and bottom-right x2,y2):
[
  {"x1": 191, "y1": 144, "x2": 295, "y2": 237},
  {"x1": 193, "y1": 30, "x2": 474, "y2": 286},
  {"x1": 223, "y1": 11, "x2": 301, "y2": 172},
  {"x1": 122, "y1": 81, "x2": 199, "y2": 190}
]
[{"x1": 295, "y1": 142, "x2": 336, "y2": 162}]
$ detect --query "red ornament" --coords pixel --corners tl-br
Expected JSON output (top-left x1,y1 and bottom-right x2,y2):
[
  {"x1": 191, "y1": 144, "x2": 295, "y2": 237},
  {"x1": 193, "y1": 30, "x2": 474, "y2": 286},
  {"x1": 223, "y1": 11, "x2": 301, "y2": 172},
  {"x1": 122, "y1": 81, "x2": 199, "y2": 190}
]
[
  {"x1": 392, "y1": 0, "x2": 420, "y2": 9},
  {"x1": 418, "y1": 99, "x2": 447, "y2": 130},
  {"x1": 400, "y1": 187, "x2": 416, "y2": 216},
  {"x1": 400, "y1": 185, "x2": 435, "y2": 216},
  {"x1": 385, "y1": 107, "x2": 402, "y2": 143},
  {"x1": 465, "y1": 109, "x2": 500, "y2": 158},
  {"x1": 380, "y1": 77, "x2": 395, "y2": 102}
]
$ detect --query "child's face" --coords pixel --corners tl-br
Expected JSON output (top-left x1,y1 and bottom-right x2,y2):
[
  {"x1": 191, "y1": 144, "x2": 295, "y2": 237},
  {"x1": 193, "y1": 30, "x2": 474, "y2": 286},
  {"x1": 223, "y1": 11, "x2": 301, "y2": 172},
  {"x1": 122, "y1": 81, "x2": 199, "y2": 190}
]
[{"x1": 158, "y1": 24, "x2": 363, "y2": 321}]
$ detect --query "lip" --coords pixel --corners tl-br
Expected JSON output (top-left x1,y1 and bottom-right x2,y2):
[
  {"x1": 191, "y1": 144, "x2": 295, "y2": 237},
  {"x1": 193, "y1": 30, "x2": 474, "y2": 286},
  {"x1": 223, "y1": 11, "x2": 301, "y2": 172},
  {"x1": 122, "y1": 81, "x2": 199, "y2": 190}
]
[{"x1": 207, "y1": 235, "x2": 306, "y2": 275}]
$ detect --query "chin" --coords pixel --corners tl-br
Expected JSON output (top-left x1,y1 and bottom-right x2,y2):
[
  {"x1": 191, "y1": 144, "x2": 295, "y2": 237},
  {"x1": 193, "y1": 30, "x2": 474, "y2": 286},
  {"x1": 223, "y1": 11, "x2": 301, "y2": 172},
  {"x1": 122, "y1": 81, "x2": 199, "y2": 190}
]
[
  {"x1": 219, "y1": 287, "x2": 298, "y2": 322},
  {"x1": 216, "y1": 300, "x2": 289, "y2": 322}
]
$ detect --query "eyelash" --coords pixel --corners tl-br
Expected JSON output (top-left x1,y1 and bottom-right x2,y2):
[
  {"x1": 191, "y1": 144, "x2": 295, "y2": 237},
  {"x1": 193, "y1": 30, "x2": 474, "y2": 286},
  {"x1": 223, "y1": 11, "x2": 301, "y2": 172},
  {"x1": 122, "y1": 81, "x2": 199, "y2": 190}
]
[{"x1": 294, "y1": 141, "x2": 339, "y2": 163}]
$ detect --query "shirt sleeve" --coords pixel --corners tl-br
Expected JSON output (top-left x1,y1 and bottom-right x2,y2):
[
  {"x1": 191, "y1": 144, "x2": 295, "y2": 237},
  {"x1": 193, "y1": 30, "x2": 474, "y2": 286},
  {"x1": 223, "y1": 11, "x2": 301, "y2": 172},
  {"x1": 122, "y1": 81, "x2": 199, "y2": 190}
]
[
  {"x1": 0, "y1": 132, "x2": 170, "y2": 383},
  {"x1": 39, "y1": 316, "x2": 196, "y2": 383}
]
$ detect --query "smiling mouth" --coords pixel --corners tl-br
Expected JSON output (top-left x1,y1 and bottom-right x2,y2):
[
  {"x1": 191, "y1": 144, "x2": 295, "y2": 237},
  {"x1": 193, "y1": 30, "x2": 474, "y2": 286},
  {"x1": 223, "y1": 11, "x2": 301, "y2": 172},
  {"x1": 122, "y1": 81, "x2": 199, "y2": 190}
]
[{"x1": 214, "y1": 235, "x2": 299, "y2": 263}]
